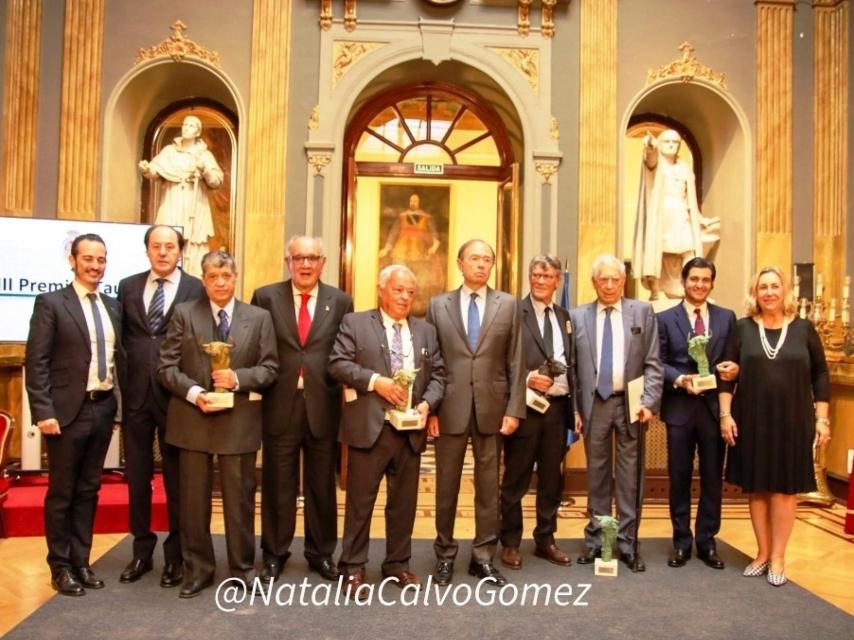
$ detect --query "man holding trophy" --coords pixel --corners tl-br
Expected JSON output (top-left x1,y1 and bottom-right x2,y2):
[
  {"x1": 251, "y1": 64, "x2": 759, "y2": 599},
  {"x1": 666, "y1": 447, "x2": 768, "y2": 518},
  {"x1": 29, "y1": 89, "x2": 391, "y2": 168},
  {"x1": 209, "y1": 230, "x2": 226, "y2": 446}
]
[
  {"x1": 656, "y1": 257, "x2": 737, "y2": 570},
  {"x1": 328, "y1": 265, "x2": 445, "y2": 596},
  {"x1": 158, "y1": 250, "x2": 278, "y2": 598}
]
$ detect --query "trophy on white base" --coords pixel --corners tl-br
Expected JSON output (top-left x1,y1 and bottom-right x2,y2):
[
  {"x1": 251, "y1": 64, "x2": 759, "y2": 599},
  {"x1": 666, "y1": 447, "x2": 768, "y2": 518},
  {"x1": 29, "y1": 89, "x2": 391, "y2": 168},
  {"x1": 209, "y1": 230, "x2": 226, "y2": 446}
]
[
  {"x1": 687, "y1": 333, "x2": 717, "y2": 391},
  {"x1": 202, "y1": 340, "x2": 235, "y2": 408},
  {"x1": 526, "y1": 358, "x2": 566, "y2": 414},
  {"x1": 388, "y1": 367, "x2": 422, "y2": 430},
  {"x1": 594, "y1": 515, "x2": 619, "y2": 577}
]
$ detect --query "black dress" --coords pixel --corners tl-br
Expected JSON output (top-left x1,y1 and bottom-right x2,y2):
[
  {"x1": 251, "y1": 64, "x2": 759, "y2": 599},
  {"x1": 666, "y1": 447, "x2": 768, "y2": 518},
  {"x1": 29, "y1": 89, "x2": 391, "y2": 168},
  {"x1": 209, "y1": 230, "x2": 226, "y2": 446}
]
[{"x1": 721, "y1": 317, "x2": 830, "y2": 494}]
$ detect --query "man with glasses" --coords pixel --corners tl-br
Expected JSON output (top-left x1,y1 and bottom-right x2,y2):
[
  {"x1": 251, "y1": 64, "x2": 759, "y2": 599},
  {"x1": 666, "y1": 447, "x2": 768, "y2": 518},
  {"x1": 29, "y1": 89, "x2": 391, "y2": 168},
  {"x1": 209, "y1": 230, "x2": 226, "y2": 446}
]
[
  {"x1": 251, "y1": 236, "x2": 353, "y2": 582},
  {"x1": 426, "y1": 239, "x2": 526, "y2": 587},
  {"x1": 570, "y1": 255, "x2": 662, "y2": 572}
]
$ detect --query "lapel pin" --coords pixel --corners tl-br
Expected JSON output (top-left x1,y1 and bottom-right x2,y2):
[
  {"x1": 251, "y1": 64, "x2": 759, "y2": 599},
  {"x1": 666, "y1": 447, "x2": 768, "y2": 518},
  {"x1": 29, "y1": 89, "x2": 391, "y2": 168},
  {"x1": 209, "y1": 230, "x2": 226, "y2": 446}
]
[
  {"x1": 325, "y1": 305, "x2": 330, "y2": 311},
  {"x1": 566, "y1": 321, "x2": 572, "y2": 334}
]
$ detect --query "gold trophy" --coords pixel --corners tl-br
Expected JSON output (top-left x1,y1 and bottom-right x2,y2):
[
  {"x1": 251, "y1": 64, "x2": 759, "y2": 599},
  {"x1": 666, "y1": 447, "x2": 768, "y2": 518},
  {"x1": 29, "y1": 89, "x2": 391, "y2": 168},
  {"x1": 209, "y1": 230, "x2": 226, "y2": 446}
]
[
  {"x1": 388, "y1": 368, "x2": 422, "y2": 430},
  {"x1": 687, "y1": 334, "x2": 717, "y2": 391},
  {"x1": 202, "y1": 341, "x2": 235, "y2": 408}
]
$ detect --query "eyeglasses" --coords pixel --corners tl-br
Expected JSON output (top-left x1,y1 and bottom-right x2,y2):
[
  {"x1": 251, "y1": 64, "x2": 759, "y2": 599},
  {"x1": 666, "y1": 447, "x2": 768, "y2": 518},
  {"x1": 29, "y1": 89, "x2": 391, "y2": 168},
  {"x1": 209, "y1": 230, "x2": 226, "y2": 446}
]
[
  {"x1": 465, "y1": 255, "x2": 495, "y2": 265},
  {"x1": 531, "y1": 272, "x2": 558, "y2": 281},
  {"x1": 288, "y1": 254, "x2": 323, "y2": 265}
]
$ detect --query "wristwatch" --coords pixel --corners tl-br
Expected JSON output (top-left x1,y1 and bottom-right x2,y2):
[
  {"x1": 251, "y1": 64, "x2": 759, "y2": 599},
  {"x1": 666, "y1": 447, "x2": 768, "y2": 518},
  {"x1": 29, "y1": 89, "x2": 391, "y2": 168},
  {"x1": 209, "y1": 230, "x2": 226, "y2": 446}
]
[{"x1": 816, "y1": 417, "x2": 830, "y2": 426}]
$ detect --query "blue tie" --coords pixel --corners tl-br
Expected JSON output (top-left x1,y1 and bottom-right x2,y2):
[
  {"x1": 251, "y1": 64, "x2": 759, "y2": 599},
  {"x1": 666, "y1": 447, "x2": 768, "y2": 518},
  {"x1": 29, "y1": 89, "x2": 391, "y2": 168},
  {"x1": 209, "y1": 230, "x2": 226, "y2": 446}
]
[
  {"x1": 467, "y1": 293, "x2": 480, "y2": 351},
  {"x1": 218, "y1": 309, "x2": 230, "y2": 342},
  {"x1": 391, "y1": 323, "x2": 404, "y2": 373},
  {"x1": 597, "y1": 307, "x2": 613, "y2": 400},
  {"x1": 147, "y1": 278, "x2": 166, "y2": 333},
  {"x1": 87, "y1": 293, "x2": 107, "y2": 381}
]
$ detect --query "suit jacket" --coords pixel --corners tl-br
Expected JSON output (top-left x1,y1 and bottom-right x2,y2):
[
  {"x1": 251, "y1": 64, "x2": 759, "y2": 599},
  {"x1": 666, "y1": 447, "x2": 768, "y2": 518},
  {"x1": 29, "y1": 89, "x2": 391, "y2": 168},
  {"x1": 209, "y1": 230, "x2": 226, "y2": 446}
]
[
  {"x1": 657, "y1": 302, "x2": 736, "y2": 425},
  {"x1": 25, "y1": 285, "x2": 126, "y2": 426},
  {"x1": 328, "y1": 310, "x2": 445, "y2": 452},
  {"x1": 518, "y1": 295, "x2": 577, "y2": 437},
  {"x1": 250, "y1": 280, "x2": 353, "y2": 439},
  {"x1": 158, "y1": 298, "x2": 278, "y2": 455},
  {"x1": 117, "y1": 269, "x2": 205, "y2": 414},
  {"x1": 570, "y1": 297, "x2": 663, "y2": 435},
  {"x1": 426, "y1": 287, "x2": 526, "y2": 434}
]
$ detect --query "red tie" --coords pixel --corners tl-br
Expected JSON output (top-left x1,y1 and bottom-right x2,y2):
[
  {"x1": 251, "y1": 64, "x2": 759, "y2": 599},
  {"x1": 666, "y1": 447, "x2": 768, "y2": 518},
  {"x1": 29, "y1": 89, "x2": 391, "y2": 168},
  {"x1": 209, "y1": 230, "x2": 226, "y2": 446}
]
[
  {"x1": 694, "y1": 308, "x2": 706, "y2": 336},
  {"x1": 298, "y1": 293, "x2": 312, "y2": 345}
]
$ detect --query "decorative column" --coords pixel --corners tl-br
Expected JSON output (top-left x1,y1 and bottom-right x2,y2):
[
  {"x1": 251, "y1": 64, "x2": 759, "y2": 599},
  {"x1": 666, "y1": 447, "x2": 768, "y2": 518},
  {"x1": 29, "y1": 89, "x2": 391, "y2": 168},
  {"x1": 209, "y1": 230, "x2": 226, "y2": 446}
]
[
  {"x1": 0, "y1": 0, "x2": 41, "y2": 216},
  {"x1": 56, "y1": 0, "x2": 104, "y2": 220},
  {"x1": 244, "y1": 0, "x2": 291, "y2": 296},
  {"x1": 812, "y1": 0, "x2": 849, "y2": 294},
  {"x1": 755, "y1": 0, "x2": 795, "y2": 270},
  {"x1": 577, "y1": 0, "x2": 617, "y2": 303}
]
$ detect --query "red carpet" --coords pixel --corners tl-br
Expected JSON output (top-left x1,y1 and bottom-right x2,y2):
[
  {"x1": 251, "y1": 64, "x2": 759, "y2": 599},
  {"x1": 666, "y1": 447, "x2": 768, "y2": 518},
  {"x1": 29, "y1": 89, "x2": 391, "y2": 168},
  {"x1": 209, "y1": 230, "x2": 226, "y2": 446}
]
[{"x1": 0, "y1": 473, "x2": 169, "y2": 537}]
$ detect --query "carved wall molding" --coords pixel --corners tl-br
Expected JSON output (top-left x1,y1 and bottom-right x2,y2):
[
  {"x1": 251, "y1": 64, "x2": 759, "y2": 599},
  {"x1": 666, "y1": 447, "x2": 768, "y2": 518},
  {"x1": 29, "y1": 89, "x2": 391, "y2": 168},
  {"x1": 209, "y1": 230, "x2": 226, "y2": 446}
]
[
  {"x1": 135, "y1": 20, "x2": 222, "y2": 68},
  {"x1": 549, "y1": 115, "x2": 559, "y2": 140},
  {"x1": 535, "y1": 161, "x2": 559, "y2": 183},
  {"x1": 57, "y1": 0, "x2": 104, "y2": 220},
  {"x1": 488, "y1": 47, "x2": 539, "y2": 94},
  {"x1": 307, "y1": 153, "x2": 332, "y2": 176},
  {"x1": 332, "y1": 41, "x2": 384, "y2": 86},
  {"x1": 0, "y1": 0, "x2": 41, "y2": 216},
  {"x1": 308, "y1": 105, "x2": 320, "y2": 130},
  {"x1": 344, "y1": 0, "x2": 358, "y2": 32},
  {"x1": 320, "y1": 0, "x2": 332, "y2": 31},
  {"x1": 646, "y1": 42, "x2": 727, "y2": 90},
  {"x1": 517, "y1": 0, "x2": 533, "y2": 36},
  {"x1": 542, "y1": 0, "x2": 558, "y2": 38}
]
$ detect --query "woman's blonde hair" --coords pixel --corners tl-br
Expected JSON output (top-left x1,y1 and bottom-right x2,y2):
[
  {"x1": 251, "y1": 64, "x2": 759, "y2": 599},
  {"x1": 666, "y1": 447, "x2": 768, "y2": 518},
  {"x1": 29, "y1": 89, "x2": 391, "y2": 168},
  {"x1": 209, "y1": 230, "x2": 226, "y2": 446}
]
[{"x1": 745, "y1": 266, "x2": 797, "y2": 318}]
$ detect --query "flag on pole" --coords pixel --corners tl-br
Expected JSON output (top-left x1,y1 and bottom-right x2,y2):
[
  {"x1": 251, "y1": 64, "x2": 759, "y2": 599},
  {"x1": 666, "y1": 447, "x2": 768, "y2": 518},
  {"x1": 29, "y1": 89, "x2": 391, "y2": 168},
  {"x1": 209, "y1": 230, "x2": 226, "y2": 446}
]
[{"x1": 561, "y1": 259, "x2": 579, "y2": 447}]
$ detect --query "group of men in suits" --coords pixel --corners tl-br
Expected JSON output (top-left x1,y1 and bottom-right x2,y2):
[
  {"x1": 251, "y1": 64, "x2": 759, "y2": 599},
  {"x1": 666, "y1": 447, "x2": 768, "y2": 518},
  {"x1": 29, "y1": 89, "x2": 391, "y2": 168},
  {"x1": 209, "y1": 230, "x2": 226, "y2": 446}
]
[{"x1": 25, "y1": 225, "x2": 738, "y2": 599}]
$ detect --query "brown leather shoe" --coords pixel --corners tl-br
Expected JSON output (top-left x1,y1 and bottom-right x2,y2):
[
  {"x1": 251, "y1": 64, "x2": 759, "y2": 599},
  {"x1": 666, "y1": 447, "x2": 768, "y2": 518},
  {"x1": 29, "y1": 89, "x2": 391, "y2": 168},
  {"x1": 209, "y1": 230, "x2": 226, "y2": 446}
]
[
  {"x1": 383, "y1": 569, "x2": 421, "y2": 589},
  {"x1": 534, "y1": 543, "x2": 572, "y2": 566},
  {"x1": 344, "y1": 568, "x2": 369, "y2": 602},
  {"x1": 500, "y1": 545, "x2": 522, "y2": 570}
]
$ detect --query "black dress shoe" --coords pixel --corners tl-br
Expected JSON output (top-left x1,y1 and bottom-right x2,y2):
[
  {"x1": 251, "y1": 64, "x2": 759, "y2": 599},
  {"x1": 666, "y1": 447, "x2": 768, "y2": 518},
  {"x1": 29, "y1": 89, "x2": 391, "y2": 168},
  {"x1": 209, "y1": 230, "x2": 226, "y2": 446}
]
[
  {"x1": 308, "y1": 558, "x2": 339, "y2": 581},
  {"x1": 697, "y1": 549, "x2": 725, "y2": 570},
  {"x1": 160, "y1": 563, "x2": 184, "y2": 588},
  {"x1": 179, "y1": 576, "x2": 214, "y2": 599},
  {"x1": 667, "y1": 548, "x2": 691, "y2": 568},
  {"x1": 75, "y1": 566, "x2": 105, "y2": 589},
  {"x1": 577, "y1": 548, "x2": 602, "y2": 565},
  {"x1": 51, "y1": 568, "x2": 85, "y2": 597},
  {"x1": 468, "y1": 562, "x2": 507, "y2": 587},
  {"x1": 619, "y1": 552, "x2": 646, "y2": 573},
  {"x1": 433, "y1": 560, "x2": 453, "y2": 586},
  {"x1": 120, "y1": 558, "x2": 153, "y2": 583}
]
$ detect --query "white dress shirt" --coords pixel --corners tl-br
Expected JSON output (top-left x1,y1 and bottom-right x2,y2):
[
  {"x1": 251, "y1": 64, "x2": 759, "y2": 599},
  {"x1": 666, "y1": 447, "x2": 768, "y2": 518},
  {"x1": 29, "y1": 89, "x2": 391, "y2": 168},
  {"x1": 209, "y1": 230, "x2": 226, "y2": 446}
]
[
  {"x1": 72, "y1": 280, "x2": 116, "y2": 392},
  {"x1": 530, "y1": 298, "x2": 569, "y2": 396},
  {"x1": 595, "y1": 300, "x2": 625, "y2": 393},
  {"x1": 368, "y1": 310, "x2": 415, "y2": 393},
  {"x1": 142, "y1": 268, "x2": 182, "y2": 316}
]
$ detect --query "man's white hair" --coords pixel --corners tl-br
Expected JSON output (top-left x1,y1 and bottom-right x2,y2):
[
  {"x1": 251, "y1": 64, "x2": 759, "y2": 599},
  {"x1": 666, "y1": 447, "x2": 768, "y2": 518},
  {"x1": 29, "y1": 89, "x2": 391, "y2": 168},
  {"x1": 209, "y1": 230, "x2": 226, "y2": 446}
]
[
  {"x1": 286, "y1": 235, "x2": 325, "y2": 257},
  {"x1": 378, "y1": 264, "x2": 415, "y2": 287},
  {"x1": 591, "y1": 254, "x2": 626, "y2": 279}
]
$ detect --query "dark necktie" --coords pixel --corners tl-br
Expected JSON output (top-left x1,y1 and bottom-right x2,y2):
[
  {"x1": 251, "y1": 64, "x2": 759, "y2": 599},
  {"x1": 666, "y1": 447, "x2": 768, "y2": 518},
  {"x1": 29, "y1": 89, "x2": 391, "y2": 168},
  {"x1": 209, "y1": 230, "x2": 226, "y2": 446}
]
[
  {"x1": 694, "y1": 308, "x2": 706, "y2": 336},
  {"x1": 217, "y1": 309, "x2": 230, "y2": 342},
  {"x1": 147, "y1": 278, "x2": 167, "y2": 333},
  {"x1": 87, "y1": 293, "x2": 107, "y2": 381},
  {"x1": 391, "y1": 323, "x2": 404, "y2": 373},
  {"x1": 543, "y1": 306, "x2": 554, "y2": 359},
  {"x1": 597, "y1": 307, "x2": 613, "y2": 400},
  {"x1": 467, "y1": 292, "x2": 480, "y2": 351},
  {"x1": 298, "y1": 293, "x2": 312, "y2": 345}
]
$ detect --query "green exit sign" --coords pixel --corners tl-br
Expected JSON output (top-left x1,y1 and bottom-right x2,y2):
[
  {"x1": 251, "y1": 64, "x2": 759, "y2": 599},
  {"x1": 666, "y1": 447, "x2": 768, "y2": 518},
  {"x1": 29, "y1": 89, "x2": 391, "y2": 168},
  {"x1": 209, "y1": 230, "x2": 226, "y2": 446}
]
[{"x1": 413, "y1": 163, "x2": 444, "y2": 175}]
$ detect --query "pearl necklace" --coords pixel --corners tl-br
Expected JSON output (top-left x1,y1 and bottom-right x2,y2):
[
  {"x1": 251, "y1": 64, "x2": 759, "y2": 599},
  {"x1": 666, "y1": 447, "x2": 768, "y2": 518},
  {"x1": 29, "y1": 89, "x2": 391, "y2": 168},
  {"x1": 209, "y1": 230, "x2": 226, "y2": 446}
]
[{"x1": 757, "y1": 318, "x2": 789, "y2": 360}]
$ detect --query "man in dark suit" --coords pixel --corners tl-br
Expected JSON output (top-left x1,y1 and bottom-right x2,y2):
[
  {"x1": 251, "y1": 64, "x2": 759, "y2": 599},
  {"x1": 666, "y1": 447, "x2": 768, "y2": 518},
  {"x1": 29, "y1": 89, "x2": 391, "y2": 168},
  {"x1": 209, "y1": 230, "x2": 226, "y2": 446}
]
[
  {"x1": 25, "y1": 233, "x2": 126, "y2": 596},
  {"x1": 158, "y1": 250, "x2": 278, "y2": 598},
  {"x1": 117, "y1": 225, "x2": 205, "y2": 587},
  {"x1": 251, "y1": 235, "x2": 353, "y2": 582},
  {"x1": 570, "y1": 254, "x2": 663, "y2": 572},
  {"x1": 329, "y1": 265, "x2": 444, "y2": 596},
  {"x1": 657, "y1": 257, "x2": 738, "y2": 570},
  {"x1": 426, "y1": 239, "x2": 526, "y2": 587},
  {"x1": 500, "y1": 255, "x2": 576, "y2": 570}
]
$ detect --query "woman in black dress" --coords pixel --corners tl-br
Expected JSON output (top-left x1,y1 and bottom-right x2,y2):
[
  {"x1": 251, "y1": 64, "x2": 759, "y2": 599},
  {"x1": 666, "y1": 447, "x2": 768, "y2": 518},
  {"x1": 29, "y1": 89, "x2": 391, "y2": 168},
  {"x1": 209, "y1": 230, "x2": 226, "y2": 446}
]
[{"x1": 718, "y1": 267, "x2": 830, "y2": 587}]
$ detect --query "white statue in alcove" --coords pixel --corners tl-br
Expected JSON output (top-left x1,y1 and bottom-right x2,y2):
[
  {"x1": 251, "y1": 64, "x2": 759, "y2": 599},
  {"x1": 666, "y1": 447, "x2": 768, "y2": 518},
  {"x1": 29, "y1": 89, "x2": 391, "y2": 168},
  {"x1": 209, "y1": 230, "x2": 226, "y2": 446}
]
[
  {"x1": 633, "y1": 129, "x2": 720, "y2": 300},
  {"x1": 139, "y1": 115, "x2": 223, "y2": 276}
]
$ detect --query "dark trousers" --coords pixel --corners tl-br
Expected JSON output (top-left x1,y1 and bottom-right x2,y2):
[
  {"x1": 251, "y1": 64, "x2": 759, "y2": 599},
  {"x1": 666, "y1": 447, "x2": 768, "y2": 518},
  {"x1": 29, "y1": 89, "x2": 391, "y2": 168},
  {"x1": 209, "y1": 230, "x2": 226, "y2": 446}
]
[
  {"x1": 339, "y1": 423, "x2": 420, "y2": 575},
  {"x1": 44, "y1": 395, "x2": 116, "y2": 575},
  {"x1": 666, "y1": 406, "x2": 725, "y2": 552},
  {"x1": 583, "y1": 394, "x2": 642, "y2": 555},
  {"x1": 122, "y1": 396, "x2": 181, "y2": 564},
  {"x1": 179, "y1": 449, "x2": 256, "y2": 582},
  {"x1": 434, "y1": 408, "x2": 500, "y2": 564},
  {"x1": 261, "y1": 391, "x2": 338, "y2": 564},
  {"x1": 500, "y1": 397, "x2": 568, "y2": 547}
]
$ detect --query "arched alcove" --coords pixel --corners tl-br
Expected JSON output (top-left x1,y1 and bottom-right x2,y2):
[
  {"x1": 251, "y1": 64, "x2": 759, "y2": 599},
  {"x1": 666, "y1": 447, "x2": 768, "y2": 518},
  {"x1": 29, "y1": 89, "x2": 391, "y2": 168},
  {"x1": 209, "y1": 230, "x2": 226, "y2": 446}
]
[
  {"x1": 619, "y1": 80, "x2": 752, "y2": 312},
  {"x1": 100, "y1": 59, "x2": 246, "y2": 234}
]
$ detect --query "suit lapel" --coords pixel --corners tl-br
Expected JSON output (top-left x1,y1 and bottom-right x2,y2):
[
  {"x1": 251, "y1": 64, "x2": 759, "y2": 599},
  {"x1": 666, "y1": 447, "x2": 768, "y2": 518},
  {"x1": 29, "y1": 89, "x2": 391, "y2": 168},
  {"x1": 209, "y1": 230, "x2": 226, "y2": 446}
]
[
  {"x1": 674, "y1": 304, "x2": 692, "y2": 342},
  {"x1": 707, "y1": 304, "x2": 726, "y2": 361},
  {"x1": 131, "y1": 273, "x2": 149, "y2": 329},
  {"x1": 621, "y1": 298, "x2": 634, "y2": 366},
  {"x1": 280, "y1": 281, "x2": 300, "y2": 346},
  {"x1": 522, "y1": 295, "x2": 548, "y2": 359},
  {"x1": 227, "y1": 301, "x2": 251, "y2": 364},
  {"x1": 62, "y1": 286, "x2": 92, "y2": 349},
  {"x1": 476, "y1": 288, "x2": 500, "y2": 352},
  {"x1": 411, "y1": 317, "x2": 424, "y2": 369},
  {"x1": 444, "y1": 288, "x2": 468, "y2": 350},
  {"x1": 584, "y1": 303, "x2": 597, "y2": 372},
  {"x1": 370, "y1": 311, "x2": 392, "y2": 376},
  {"x1": 306, "y1": 282, "x2": 333, "y2": 344},
  {"x1": 556, "y1": 306, "x2": 571, "y2": 362},
  {"x1": 104, "y1": 296, "x2": 121, "y2": 339}
]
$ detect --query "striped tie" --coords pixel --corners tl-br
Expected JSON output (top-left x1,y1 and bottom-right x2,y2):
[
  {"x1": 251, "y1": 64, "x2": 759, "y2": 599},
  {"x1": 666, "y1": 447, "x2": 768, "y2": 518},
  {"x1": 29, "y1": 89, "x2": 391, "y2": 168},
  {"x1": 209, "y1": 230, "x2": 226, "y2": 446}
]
[{"x1": 147, "y1": 278, "x2": 167, "y2": 333}]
